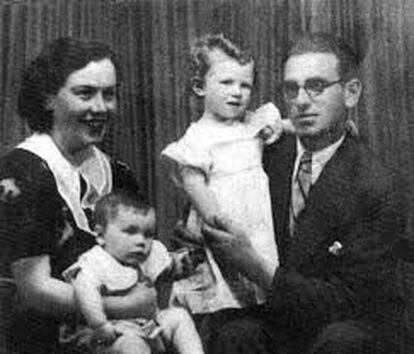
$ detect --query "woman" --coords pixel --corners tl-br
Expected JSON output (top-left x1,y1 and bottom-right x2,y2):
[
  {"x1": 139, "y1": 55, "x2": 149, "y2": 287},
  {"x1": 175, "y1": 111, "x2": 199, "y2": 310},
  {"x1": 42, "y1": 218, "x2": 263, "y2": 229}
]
[{"x1": 0, "y1": 37, "x2": 155, "y2": 353}]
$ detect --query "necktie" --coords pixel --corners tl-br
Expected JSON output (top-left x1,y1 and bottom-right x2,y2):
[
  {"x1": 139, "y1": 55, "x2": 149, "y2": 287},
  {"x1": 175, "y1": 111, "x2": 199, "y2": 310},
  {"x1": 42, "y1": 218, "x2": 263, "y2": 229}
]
[{"x1": 290, "y1": 150, "x2": 312, "y2": 235}]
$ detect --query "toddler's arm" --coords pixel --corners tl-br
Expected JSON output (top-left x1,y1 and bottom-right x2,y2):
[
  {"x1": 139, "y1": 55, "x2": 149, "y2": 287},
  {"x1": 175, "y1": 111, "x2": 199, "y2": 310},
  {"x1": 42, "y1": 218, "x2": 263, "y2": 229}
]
[
  {"x1": 70, "y1": 268, "x2": 121, "y2": 345},
  {"x1": 180, "y1": 166, "x2": 221, "y2": 227}
]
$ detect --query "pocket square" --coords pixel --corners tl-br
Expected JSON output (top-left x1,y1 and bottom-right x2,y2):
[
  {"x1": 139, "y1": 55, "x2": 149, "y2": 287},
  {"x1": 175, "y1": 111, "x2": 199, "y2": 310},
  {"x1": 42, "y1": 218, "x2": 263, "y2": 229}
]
[{"x1": 328, "y1": 241, "x2": 343, "y2": 256}]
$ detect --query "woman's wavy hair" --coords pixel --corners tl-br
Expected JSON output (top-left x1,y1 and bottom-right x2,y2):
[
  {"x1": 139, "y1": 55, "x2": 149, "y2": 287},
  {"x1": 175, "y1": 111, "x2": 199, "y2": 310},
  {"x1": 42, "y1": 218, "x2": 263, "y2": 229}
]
[{"x1": 18, "y1": 37, "x2": 120, "y2": 132}]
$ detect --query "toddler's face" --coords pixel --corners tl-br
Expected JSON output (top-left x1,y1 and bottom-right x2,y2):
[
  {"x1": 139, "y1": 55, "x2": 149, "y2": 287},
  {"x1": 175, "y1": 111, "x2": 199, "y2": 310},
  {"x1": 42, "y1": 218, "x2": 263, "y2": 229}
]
[
  {"x1": 197, "y1": 49, "x2": 254, "y2": 122},
  {"x1": 101, "y1": 205, "x2": 156, "y2": 267}
]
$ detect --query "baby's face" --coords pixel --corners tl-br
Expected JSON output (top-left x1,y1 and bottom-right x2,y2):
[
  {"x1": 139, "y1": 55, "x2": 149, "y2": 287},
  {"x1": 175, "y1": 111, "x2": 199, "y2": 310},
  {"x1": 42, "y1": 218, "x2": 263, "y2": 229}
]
[
  {"x1": 102, "y1": 206, "x2": 156, "y2": 267},
  {"x1": 198, "y1": 49, "x2": 254, "y2": 122}
]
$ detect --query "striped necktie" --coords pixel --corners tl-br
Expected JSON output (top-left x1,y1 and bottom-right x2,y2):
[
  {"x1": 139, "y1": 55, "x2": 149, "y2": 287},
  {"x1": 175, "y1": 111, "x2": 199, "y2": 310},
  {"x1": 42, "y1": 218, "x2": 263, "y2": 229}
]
[{"x1": 290, "y1": 150, "x2": 312, "y2": 235}]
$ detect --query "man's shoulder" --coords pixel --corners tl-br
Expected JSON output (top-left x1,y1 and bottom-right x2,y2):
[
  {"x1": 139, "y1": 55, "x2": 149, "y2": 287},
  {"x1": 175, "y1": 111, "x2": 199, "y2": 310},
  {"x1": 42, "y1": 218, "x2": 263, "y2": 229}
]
[
  {"x1": 341, "y1": 135, "x2": 396, "y2": 180},
  {"x1": 263, "y1": 134, "x2": 296, "y2": 172}
]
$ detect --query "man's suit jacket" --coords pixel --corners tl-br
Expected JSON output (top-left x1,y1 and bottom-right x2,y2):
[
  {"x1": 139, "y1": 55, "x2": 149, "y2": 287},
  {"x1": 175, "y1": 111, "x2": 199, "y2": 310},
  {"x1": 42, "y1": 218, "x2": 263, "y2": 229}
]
[{"x1": 262, "y1": 132, "x2": 409, "y2": 345}]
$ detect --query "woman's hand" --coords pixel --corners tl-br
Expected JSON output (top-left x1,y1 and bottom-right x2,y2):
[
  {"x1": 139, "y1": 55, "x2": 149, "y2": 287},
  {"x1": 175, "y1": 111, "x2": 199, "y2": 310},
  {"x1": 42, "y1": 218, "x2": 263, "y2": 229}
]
[{"x1": 202, "y1": 217, "x2": 275, "y2": 290}]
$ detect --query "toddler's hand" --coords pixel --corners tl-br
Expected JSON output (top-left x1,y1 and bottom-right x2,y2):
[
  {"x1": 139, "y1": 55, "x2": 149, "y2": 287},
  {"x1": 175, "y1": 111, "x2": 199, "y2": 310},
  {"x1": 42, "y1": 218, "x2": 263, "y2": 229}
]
[
  {"x1": 252, "y1": 103, "x2": 283, "y2": 144},
  {"x1": 258, "y1": 125, "x2": 276, "y2": 141},
  {"x1": 92, "y1": 322, "x2": 122, "y2": 347}
]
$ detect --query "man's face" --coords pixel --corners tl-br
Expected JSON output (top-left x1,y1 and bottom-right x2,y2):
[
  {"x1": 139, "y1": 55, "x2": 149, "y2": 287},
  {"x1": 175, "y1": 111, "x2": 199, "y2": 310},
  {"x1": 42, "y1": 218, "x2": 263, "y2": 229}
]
[
  {"x1": 49, "y1": 58, "x2": 117, "y2": 152},
  {"x1": 283, "y1": 52, "x2": 351, "y2": 147},
  {"x1": 196, "y1": 50, "x2": 254, "y2": 122},
  {"x1": 101, "y1": 206, "x2": 156, "y2": 268}
]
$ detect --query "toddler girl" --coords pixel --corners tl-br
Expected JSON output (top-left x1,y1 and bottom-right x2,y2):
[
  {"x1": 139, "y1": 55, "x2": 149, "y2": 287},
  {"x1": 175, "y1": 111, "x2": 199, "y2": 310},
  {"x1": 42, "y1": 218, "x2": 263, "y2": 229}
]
[{"x1": 162, "y1": 34, "x2": 291, "y2": 314}]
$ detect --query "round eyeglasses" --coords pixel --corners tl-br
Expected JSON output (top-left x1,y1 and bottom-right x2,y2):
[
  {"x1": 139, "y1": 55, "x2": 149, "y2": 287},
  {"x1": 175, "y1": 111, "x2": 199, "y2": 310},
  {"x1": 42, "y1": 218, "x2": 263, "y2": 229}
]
[{"x1": 282, "y1": 78, "x2": 342, "y2": 100}]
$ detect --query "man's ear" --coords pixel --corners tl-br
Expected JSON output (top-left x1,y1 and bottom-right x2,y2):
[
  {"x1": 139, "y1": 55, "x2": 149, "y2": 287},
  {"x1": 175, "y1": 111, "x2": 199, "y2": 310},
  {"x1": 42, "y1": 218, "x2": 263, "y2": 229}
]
[
  {"x1": 191, "y1": 77, "x2": 205, "y2": 97},
  {"x1": 344, "y1": 78, "x2": 361, "y2": 108}
]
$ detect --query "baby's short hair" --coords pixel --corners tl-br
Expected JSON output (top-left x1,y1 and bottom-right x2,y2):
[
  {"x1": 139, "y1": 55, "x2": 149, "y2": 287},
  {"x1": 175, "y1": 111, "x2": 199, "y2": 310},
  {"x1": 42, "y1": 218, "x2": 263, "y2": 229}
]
[
  {"x1": 189, "y1": 33, "x2": 254, "y2": 94},
  {"x1": 94, "y1": 191, "x2": 153, "y2": 229}
]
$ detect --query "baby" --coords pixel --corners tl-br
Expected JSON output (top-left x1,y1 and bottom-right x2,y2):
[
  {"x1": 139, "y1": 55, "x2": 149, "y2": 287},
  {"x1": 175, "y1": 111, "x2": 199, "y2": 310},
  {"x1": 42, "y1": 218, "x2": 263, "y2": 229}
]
[{"x1": 60, "y1": 191, "x2": 203, "y2": 354}]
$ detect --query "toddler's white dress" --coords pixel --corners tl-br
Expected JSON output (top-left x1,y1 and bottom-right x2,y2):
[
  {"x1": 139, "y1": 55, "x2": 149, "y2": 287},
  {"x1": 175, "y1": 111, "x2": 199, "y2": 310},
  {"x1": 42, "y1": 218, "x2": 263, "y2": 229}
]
[{"x1": 162, "y1": 113, "x2": 280, "y2": 313}]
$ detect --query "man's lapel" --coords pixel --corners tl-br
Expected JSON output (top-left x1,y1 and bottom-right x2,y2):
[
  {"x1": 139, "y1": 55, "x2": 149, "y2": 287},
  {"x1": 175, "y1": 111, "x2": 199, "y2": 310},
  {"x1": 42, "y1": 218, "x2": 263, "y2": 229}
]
[
  {"x1": 264, "y1": 135, "x2": 296, "y2": 265},
  {"x1": 286, "y1": 134, "x2": 358, "y2": 268}
]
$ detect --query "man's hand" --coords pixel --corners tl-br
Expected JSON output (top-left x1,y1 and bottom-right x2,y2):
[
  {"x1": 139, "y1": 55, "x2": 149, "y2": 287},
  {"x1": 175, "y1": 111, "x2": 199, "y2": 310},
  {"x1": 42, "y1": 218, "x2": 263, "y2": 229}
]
[
  {"x1": 172, "y1": 220, "x2": 204, "y2": 248},
  {"x1": 170, "y1": 247, "x2": 206, "y2": 279},
  {"x1": 203, "y1": 217, "x2": 275, "y2": 290}
]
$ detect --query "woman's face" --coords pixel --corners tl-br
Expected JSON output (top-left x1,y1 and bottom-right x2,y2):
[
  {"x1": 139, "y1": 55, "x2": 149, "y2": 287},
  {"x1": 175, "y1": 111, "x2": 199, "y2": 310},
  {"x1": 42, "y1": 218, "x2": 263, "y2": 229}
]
[{"x1": 48, "y1": 58, "x2": 117, "y2": 152}]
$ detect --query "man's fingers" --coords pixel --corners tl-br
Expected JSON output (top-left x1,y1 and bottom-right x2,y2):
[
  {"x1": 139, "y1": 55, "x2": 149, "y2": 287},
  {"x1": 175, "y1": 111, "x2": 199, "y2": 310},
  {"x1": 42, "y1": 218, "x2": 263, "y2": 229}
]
[
  {"x1": 173, "y1": 220, "x2": 203, "y2": 245},
  {"x1": 212, "y1": 215, "x2": 247, "y2": 236},
  {"x1": 202, "y1": 222, "x2": 227, "y2": 243},
  {"x1": 174, "y1": 220, "x2": 193, "y2": 240},
  {"x1": 202, "y1": 219, "x2": 235, "y2": 246}
]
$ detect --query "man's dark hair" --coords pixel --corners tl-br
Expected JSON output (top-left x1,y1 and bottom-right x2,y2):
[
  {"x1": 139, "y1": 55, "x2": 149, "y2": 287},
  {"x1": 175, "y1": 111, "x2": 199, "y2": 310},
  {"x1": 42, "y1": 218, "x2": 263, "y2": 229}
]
[
  {"x1": 94, "y1": 191, "x2": 153, "y2": 230},
  {"x1": 284, "y1": 32, "x2": 360, "y2": 81},
  {"x1": 18, "y1": 37, "x2": 119, "y2": 132}
]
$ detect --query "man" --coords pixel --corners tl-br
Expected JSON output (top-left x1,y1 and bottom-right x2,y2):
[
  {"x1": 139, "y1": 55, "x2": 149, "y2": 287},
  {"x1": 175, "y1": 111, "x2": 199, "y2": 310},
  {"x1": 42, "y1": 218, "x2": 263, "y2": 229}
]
[{"x1": 203, "y1": 33, "x2": 409, "y2": 353}]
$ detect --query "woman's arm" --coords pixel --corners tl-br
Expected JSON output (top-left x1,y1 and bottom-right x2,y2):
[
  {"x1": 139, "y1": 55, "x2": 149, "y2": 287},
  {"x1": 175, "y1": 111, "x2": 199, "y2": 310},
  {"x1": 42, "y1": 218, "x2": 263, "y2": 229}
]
[
  {"x1": 11, "y1": 254, "x2": 157, "y2": 320},
  {"x1": 11, "y1": 255, "x2": 76, "y2": 317}
]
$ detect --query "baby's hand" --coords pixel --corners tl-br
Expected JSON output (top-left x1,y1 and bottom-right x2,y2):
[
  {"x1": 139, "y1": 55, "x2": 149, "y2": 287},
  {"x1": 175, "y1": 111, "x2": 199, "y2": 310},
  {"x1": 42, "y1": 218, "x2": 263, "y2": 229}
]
[{"x1": 92, "y1": 322, "x2": 122, "y2": 347}]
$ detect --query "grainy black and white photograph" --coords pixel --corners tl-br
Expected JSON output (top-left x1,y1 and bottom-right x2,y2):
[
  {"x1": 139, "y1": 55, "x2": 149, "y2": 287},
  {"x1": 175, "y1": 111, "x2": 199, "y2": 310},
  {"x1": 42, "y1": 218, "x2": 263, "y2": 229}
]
[{"x1": 1, "y1": 0, "x2": 414, "y2": 353}]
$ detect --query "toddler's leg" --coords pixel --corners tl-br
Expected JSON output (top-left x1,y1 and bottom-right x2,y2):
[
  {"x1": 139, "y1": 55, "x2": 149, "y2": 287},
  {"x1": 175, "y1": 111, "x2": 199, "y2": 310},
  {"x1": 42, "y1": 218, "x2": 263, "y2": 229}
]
[{"x1": 156, "y1": 307, "x2": 204, "y2": 354}]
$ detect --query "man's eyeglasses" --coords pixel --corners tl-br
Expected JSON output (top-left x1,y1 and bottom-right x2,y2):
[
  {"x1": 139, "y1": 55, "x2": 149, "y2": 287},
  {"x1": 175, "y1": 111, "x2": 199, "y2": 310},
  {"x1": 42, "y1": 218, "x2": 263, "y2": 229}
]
[{"x1": 281, "y1": 78, "x2": 342, "y2": 100}]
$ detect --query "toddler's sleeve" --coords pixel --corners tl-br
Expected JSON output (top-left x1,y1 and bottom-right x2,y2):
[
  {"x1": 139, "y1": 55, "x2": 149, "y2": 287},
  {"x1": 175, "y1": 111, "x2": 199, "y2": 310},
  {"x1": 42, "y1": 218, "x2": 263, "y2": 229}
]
[
  {"x1": 62, "y1": 259, "x2": 101, "y2": 291},
  {"x1": 161, "y1": 125, "x2": 212, "y2": 185},
  {"x1": 249, "y1": 102, "x2": 283, "y2": 145}
]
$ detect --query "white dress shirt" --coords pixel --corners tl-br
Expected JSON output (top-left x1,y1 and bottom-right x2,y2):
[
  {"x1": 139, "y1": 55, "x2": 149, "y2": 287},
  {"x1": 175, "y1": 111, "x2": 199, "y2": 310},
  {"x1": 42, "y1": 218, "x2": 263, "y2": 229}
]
[{"x1": 292, "y1": 135, "x2": 346, "y2": 186}]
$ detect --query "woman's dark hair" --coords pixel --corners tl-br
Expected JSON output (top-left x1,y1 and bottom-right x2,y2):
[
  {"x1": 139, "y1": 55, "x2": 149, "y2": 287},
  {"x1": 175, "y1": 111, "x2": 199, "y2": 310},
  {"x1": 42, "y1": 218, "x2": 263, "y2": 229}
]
[{"x1": 18, "y1": 37, "x2": 119, "y2": 132}]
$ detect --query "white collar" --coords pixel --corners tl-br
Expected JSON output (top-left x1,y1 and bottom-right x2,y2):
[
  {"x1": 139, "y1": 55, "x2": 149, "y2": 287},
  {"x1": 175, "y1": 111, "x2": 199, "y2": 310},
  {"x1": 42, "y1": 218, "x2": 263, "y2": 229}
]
[
  {"x1": 294, "y1": 135, "x2": 345, "y2": 185},
  {"x1": 18, "y1": 133, "x2": 112, "y2": 232}
]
